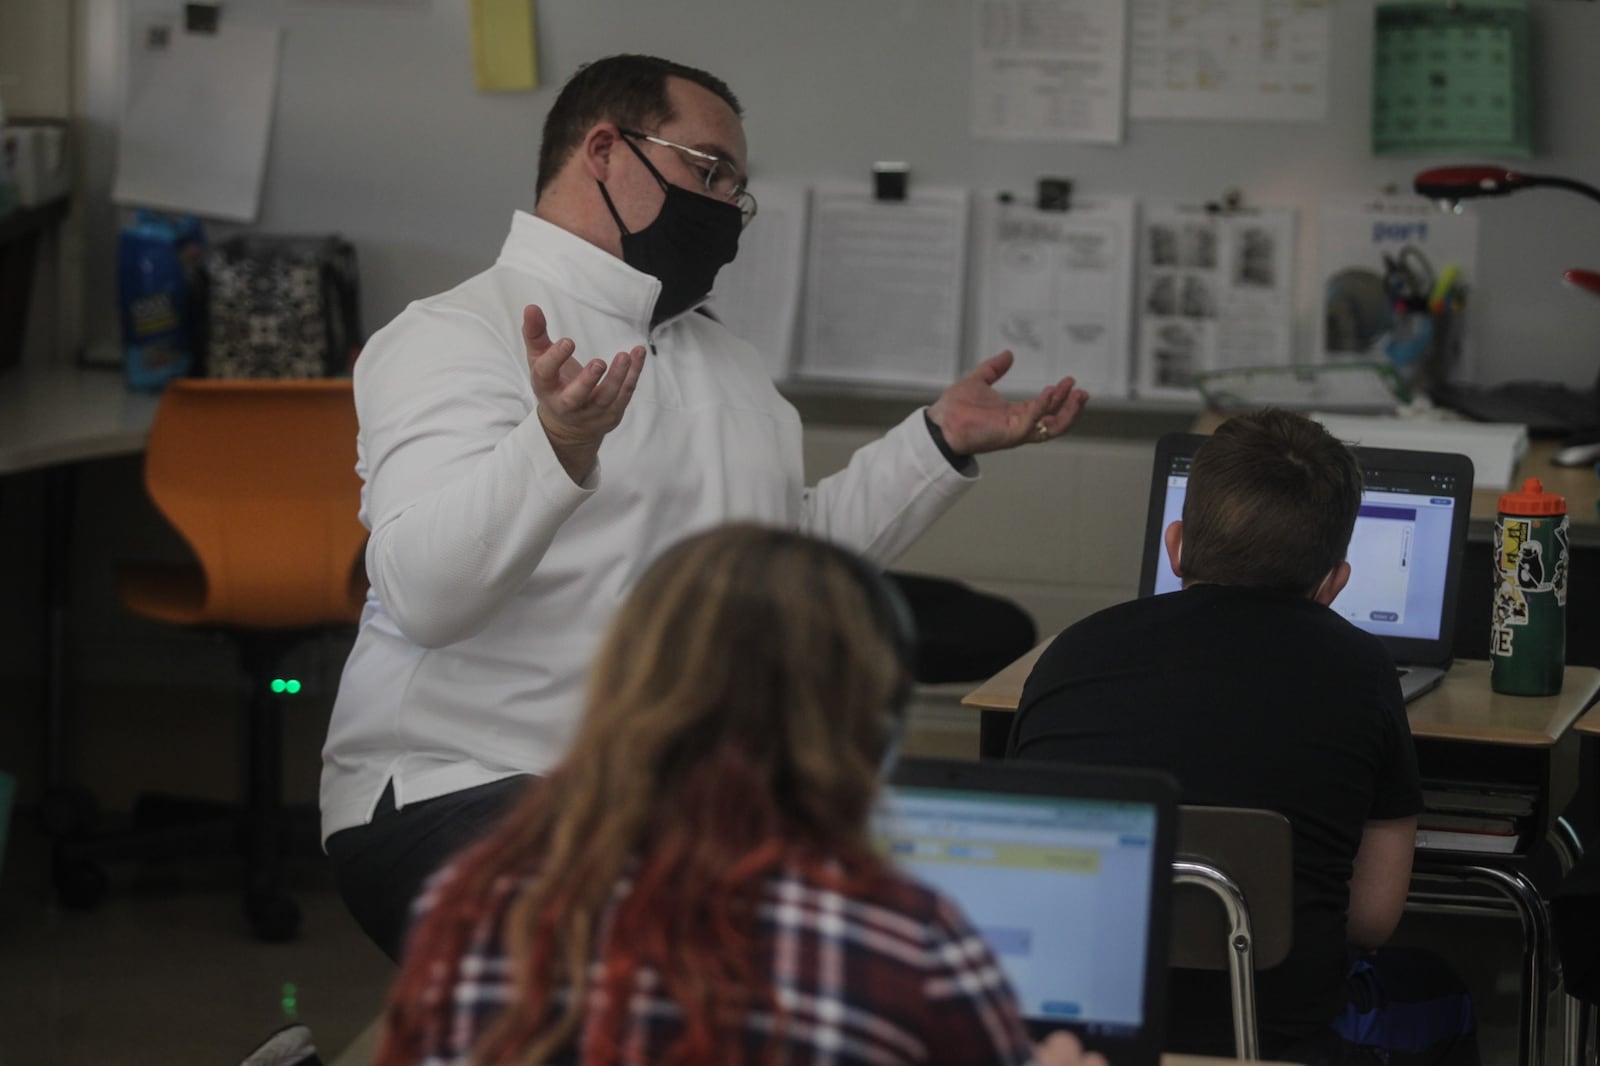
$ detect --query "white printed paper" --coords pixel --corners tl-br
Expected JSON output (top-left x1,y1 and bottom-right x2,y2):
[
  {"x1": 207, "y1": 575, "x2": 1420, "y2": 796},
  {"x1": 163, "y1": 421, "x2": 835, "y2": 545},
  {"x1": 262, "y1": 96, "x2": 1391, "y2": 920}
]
[
  {"x1": 1135, "y1": 204, "x2": 1296, "y2": 400},
  {"x1": 1318, "y1": 199, "x2": 1480, "y2": 380},
  {"x1": 797, "y1": 184, "x2": 969, "y2": 389},
  {"x1": 707, "y1": 183, "x2": 808, "y2": 382},
  {"x1": 977, "y1": 196, "x2": 1137, "y2": 398},
  {"x1": 972, "y1": 0, "x2": 1127, "y2": 143},
  {"x1": 114, "y1": 22, "x2": 281, "y2": 222},
  {"x1": 1129, "y1": 0, "x2": 1331, "y2": 122}
]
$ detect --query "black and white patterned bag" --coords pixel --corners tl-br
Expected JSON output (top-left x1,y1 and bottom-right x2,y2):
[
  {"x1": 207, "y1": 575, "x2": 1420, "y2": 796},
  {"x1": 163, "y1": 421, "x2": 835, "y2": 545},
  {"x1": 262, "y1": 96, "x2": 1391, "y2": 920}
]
[{"x1": 201, "y1": 235, "x2": 361, "y2": 379}]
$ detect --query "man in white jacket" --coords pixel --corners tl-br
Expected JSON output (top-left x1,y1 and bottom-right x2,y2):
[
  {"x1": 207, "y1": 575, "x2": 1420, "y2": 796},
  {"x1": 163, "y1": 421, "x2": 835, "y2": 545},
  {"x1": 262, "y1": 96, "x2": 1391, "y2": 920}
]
[{"x1": 321, "y1": 54, "x2": 1089, "y2": 958}]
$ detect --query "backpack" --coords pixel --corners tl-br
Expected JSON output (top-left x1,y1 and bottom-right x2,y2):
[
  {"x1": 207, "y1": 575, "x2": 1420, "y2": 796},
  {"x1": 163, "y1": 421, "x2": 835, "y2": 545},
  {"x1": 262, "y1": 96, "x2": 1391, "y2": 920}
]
[{"x1": 200, "y1": 234, "x2": 361, "y2": 379}]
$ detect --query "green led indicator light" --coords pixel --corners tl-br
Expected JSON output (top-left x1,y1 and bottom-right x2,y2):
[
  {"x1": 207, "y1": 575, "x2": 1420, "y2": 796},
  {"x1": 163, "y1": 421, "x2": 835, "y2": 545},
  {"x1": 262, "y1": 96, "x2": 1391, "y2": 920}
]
[
  {"x1": 270, "y1": 679, "x2": 287, "y2": 694},
  {"x1": 281, "y1": 981, "x2": 299, "y2": 1020},
  {"x1": 286, "y1": 679, "x2": 302, "y2": 695}
]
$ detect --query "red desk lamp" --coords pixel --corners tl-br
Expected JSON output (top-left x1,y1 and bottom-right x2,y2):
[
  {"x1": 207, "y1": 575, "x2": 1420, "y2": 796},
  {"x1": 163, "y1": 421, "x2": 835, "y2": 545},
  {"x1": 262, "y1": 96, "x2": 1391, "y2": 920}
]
[
  {"x1": 1412, "y1": 166, "x2": 1600, "y2": 460},
  {"x1": 1414, "y1": 165, "x2": 1600, "y2": 209}
]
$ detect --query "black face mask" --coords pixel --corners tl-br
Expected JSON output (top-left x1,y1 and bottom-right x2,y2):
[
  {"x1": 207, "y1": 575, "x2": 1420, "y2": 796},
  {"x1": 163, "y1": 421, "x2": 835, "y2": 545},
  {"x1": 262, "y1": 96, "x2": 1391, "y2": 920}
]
[{"x1": 598, "y1": 137, "x2": 742, "y2": 327}]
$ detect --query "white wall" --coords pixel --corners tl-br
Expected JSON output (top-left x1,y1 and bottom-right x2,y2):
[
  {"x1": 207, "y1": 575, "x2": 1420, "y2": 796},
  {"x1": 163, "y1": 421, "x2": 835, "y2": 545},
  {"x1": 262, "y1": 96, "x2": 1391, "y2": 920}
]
[
  {"x1": 2, "y1": 0, "x2": 75, "y2": 366},
  {"x1": 0, "y1": 0, "x2": 72, "y2": 117},
  {"x1": 60, "y1": 0, "x2": 1600, "y2": 391}
]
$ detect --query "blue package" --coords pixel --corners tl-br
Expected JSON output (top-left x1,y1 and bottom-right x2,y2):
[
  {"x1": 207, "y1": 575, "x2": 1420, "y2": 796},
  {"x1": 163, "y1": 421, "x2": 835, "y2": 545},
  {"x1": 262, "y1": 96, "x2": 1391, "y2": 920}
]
[{"x1": 119, "y1": 210, "x2": 205, "y2": 391}]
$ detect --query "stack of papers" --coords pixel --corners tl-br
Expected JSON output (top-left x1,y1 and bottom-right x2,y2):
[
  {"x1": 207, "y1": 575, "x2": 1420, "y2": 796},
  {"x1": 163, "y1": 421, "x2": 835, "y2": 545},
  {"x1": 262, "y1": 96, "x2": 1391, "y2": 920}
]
[{"x1": 1313, "y1": 413, "x2": 1527, "y2": 491}]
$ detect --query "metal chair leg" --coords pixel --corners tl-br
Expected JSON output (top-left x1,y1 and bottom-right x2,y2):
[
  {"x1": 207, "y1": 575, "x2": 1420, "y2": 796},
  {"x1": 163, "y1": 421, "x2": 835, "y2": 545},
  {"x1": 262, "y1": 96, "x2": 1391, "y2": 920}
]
[
  {"x1": 1411, "y1": 864, "x2": 1552, "y2": 1066},
  {"x1": 1175, "y1": 859, "x2": 1258, "y2": 1061},
  {"x1": 1467, "y1": 866, "x2": 1550, "y2": 1066},
  {"x1": 1565, "y1": 994, "x2": 1583, "y2": 1066},
  {"x1": 1552, "y1": 817, "x2": 1584, "y2": 877}
]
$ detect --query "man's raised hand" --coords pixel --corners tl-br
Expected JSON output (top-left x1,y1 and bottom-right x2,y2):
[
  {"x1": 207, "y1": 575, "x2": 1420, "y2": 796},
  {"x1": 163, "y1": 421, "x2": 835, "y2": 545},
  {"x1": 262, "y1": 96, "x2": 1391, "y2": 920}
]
[{"x1": 522, "y1": 304, "x2": 645, "y2": 482}]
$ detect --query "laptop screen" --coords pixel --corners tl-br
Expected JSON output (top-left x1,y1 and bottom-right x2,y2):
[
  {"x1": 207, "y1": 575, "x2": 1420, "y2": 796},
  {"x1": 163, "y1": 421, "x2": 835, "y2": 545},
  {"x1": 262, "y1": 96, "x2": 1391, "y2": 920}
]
[
  {"x1": 1148, "y1": 453, "x2": 1462, "y2": 641},
  {"x1": 876, "y1": 758, "x2": 1177, "y2": 1049},
  {"x1": 1138, "y1": 434, "x2": 1474, "y2": 664}
]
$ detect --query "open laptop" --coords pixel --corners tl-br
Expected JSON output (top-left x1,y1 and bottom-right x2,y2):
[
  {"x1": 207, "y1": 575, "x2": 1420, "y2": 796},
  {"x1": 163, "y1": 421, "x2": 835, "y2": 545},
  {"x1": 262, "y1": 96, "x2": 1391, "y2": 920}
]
[
  {"x1": 1137, "y1": 432, "x2": 1475, "y2": 702},
  {"x1": 877, "y1": 757, "x2": 1179, "y2": 1066}
]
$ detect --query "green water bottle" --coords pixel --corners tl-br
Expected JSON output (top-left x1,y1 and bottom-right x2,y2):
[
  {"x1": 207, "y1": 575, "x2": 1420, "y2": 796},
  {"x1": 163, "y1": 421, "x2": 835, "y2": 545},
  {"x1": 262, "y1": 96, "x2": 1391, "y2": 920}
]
[{"x1": 1490, "y1": 478, "x2": 1569, "y2": 696}]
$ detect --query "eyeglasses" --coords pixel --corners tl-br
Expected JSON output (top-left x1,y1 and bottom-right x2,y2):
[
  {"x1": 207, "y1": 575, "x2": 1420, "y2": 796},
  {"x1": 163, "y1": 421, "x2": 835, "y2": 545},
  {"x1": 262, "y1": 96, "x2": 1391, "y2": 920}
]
[{"x1": 619, "y1": 128, "x2": 758, "y2": 225}]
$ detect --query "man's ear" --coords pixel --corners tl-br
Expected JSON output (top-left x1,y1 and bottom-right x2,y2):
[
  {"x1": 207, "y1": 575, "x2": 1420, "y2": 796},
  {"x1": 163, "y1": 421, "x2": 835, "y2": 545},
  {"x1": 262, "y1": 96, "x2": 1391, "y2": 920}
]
[
  {"x1": 579, "y1": 123, "x2": 620, "y2": 183},
  {"x1": 1163, "y1": 520, "x2": 1184, "y2": 579},
  {"x1": 1312, "y1": 560, "x2": 1352, "y2": 606}
]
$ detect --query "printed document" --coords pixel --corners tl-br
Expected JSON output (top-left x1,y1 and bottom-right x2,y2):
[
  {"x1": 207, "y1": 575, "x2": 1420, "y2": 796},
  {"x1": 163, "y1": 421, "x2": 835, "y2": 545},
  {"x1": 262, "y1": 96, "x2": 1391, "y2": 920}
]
[
  {"x1": 972, "y1": 0, "x2": 1127, "y2": 143},
  {"x1": 798, "y1": 184, "x2": 969, "y2": 389},
  {"x1": 1135, "y1": 204, "x2": 1296, "y2": 400},
  {"x1": 977, "y1": 196, "x2": 1137, "y2": 398},
  {"x1": 707, "y1": 183, "x2": 808, "y2": 382},
  {"x1": 114, "y1": 21, "x2": 281, "y2": 222},
  {"x1": 1129, "y1": 0, "x2": 1331, "y2": 122}
]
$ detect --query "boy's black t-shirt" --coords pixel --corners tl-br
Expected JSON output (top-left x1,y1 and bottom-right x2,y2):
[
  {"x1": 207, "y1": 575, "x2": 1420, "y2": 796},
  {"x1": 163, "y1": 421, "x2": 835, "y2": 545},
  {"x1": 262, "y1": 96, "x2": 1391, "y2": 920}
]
[{"x1": 1009, "y1": 583, "x2": 1422, "y2": 1056}]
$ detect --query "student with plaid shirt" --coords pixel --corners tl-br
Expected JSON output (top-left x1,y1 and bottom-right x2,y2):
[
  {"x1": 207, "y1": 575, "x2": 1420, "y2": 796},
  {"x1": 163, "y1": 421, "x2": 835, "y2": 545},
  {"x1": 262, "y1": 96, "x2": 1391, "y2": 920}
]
[{"x1": 376, "y1": 526, "x2": 1098, "y2": 1066}]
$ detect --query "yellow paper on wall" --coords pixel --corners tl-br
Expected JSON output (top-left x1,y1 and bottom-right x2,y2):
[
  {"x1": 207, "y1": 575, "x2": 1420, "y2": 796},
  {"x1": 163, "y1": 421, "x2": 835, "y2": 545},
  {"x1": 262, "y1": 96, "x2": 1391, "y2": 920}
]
[{"x1": 470, "y1": 0, "x2": 538, "y2": 92}]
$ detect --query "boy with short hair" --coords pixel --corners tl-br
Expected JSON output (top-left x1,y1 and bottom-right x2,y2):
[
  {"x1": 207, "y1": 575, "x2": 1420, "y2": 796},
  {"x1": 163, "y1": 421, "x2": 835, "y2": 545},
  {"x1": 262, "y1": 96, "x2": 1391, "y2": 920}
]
[{"x1": 1010, "y1": 409, "x2": 1476, "y2": 1064}]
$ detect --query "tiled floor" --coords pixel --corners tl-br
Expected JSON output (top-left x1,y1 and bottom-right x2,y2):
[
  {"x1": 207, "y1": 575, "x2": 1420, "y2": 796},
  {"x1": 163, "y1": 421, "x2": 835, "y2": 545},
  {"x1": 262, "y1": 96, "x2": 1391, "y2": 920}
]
[
  {"x1": 0, "y1": 700, "x2": 1571, "y2": 1066},
  {"x1": 0, "y1": 820, "x2": 392, "y2": 1066}
]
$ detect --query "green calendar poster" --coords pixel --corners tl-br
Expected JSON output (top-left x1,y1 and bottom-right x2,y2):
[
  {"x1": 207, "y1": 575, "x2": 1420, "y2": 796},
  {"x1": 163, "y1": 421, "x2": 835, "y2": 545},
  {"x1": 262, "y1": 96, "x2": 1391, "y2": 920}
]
[{"x1": 1372, "y1": 1, "x2": 1532, "y2": 157}]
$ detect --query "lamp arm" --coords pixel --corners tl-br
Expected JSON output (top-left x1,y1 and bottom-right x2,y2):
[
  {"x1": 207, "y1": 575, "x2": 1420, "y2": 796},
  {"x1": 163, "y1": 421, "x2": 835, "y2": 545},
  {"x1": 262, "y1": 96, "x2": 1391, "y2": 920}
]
[{"x1": 1523, "y1": 175, "x2": 1600, "y2": 208}]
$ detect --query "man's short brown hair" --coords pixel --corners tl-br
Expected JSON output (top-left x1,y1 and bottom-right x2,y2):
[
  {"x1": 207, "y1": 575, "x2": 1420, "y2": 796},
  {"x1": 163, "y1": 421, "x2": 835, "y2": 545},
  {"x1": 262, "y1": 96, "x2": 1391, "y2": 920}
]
[
  {"x1": 1181, "y1": 409, "x2": 1364, "y2": 596},
  {"x1": 535, "y1": 54, "x2": 743, "y2": 198}
]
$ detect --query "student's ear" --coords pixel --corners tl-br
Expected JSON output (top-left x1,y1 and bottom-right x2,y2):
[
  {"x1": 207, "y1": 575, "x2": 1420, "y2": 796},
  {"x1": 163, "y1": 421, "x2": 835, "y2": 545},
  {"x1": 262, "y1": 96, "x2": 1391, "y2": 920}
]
[
  {"x1": 1163, "y1": 520, "x2": 1184, "y2": 579},
  {"x1": 579, "y1": 123, "x2": 620, "y2": 182},
  {"x1": 1312, "y1": 561, "x2": 1352, "y2": 606}
]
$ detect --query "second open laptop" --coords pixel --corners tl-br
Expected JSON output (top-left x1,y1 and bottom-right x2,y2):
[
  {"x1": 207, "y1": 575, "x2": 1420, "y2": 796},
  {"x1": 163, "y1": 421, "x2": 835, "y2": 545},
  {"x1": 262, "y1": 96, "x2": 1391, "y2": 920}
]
[
  {"x1": 1137, "y1": 432, "x2": 1475, "y2": 702},
  {"x1": 877, "y1": 757, "x2": 1179, "y2": 1066}
]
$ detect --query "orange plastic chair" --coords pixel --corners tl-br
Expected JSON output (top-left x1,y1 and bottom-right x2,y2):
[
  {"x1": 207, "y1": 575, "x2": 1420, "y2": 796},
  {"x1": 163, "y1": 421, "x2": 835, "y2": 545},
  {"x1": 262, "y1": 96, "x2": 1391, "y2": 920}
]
[
  {"x1": 117, "y1": 379, "x2": 367, "y2": 630},
  {"x1": 56, "y1": 379, "x2": 366, "y2": 941}
]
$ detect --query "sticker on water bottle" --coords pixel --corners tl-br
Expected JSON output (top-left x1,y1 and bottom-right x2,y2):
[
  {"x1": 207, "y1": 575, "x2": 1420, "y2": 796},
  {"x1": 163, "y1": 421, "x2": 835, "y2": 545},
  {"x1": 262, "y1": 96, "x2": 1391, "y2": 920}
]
[
  {"x1": 1498, "y1": 518, "x2": 1528, "y2": 575},
  {"x1": 1493, "y1": 584, "x2": 1528, "y2": 627},
  {"x1": 1553, "y1": 524, "x2": 1570, "y2": 607}
]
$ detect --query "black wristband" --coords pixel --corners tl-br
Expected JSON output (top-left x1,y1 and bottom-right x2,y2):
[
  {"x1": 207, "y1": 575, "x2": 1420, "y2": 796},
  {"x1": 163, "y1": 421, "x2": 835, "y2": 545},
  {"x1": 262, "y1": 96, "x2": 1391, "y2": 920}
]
[{"x1": 923, "y1": 410, "x2": 972, "y2": 469}]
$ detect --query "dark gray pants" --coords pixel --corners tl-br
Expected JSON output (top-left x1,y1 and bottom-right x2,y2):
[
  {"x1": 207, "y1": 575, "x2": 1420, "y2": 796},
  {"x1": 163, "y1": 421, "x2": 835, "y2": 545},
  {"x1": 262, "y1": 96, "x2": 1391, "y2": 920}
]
[{"x1": 325, "y1": 775, "x2": 531, "y2": 961}]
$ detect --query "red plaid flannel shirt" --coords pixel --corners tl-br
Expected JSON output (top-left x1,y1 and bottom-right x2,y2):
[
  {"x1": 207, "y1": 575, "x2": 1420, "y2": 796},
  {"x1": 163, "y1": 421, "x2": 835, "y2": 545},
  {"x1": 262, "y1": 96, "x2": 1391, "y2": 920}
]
[{"x1": 401, "y1": 855, "x2": 1042, "y2": 1065}]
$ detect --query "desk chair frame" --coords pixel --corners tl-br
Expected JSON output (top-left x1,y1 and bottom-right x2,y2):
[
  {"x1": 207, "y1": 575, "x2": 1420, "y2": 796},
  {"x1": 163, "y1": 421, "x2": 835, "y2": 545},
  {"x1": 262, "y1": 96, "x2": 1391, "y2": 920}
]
[
  {"x1": 1408, "y1": 823, "x2": 1588, "y2": 1066},
  {"x1": 54, "y1": 379, "x2": 365, "y2": 942},
  {"x1": 1171, "y1": 806, "x2": 1295, "y2": 1062},
  {"x1": 1173, "y1": 859, "x2": 1261, "y2": 1059},
  {"x1": 1554, "y1": 822, "x2": 1594, "y2": 1066},
  {"x1": 1408, "y1": 864, "x2": 1552, "y2": 1066}
]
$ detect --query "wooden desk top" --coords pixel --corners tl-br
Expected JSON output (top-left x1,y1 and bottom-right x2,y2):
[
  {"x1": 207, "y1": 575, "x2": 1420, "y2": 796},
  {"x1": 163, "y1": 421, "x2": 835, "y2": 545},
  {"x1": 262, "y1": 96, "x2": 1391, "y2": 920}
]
[
  {"x1": 962, "y1": 638, "x2": 1050, "y2": 712},
  {"x1": 1470, "y1": 438, "x2": 1599, "y2": 531},
  {"x1": 1404, "y1": 660, "x2": 1600, "y2": 746},
  {"x1": 0, "y1": 364, "x2": 158, "y2": 475},
  {"x1": 963, "y1": 644, "x2": 1600, "y2": 748},
  {"x1": 1574, "y1": 703, "x2": 1600, "y2": 738}
]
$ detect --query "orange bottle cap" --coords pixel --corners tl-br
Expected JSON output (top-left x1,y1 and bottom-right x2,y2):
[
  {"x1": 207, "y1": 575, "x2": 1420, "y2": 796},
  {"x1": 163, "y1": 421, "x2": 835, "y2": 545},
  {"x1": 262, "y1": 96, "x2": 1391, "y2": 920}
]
[{"x1": 1498, "y1": 477, "x2": 1568, "y2": 516}]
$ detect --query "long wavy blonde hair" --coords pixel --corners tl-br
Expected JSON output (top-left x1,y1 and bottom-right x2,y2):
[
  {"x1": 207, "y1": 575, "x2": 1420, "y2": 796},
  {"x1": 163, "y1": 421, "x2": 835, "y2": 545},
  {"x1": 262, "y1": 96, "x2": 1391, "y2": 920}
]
[{"x1": 379, "y1": 523, "x2": 910, "y2": 1066}]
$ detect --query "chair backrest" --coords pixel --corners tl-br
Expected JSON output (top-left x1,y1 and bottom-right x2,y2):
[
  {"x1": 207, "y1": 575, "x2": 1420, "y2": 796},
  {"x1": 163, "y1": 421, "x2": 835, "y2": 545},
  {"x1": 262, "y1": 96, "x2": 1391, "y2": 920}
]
[
  {"x1": 1171, "y1": 805, "x2": 1295, "y2": 971},
  {"x1": 1170, "y1": 805, "x2": 1294, "y2": 1060},
  {"x1": 143, "y1": 378, "x2": 366, "y2": 628}
]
